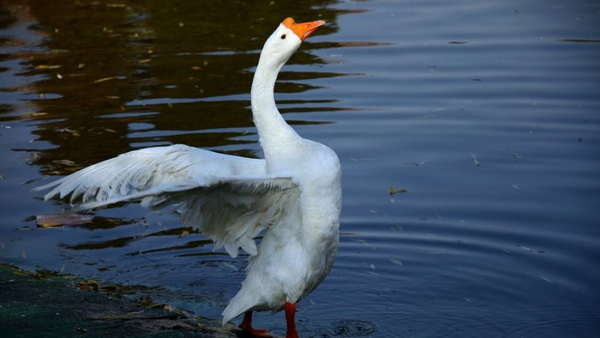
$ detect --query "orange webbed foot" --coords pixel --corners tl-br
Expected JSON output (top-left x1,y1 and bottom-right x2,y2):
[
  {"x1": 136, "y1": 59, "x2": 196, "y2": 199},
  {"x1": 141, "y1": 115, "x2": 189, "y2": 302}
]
[{"x1": 239, "y1": 311, "x2": 273, "y2": 338}]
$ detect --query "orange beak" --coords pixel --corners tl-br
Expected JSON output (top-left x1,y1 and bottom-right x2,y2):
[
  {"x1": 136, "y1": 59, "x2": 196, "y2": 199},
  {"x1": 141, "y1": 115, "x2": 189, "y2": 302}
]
[{"x1": 283, "y1": 17, "x2": 326, "y2": 41}]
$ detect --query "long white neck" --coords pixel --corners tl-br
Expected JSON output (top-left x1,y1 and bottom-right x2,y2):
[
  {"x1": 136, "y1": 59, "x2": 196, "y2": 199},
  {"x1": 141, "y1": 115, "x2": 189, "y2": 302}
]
[{"x1": 251, "y1": 51, "x2": 302, "y2": 167}]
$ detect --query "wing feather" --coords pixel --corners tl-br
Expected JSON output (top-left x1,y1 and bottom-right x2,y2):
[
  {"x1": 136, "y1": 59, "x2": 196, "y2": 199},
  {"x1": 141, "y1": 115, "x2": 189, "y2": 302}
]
[
  {"x1": 34, "y1": 144, "x2": 266, "y2": 204},
  {"x1": 34, "y1": 145, "x2": 298, "y2": 258}
]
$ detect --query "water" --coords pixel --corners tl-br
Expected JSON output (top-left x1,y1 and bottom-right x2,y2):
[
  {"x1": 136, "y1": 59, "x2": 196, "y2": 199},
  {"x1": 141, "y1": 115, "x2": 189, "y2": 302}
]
[{"x1": 1, "y1": 0, "x2": 599, "y2": 337}]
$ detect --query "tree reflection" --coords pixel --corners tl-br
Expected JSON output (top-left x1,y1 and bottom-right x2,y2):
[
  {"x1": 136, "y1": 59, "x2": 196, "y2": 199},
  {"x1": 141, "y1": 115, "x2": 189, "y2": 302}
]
[{"x1": 2, "y1": 0, "x2": 349, "y2": 176}]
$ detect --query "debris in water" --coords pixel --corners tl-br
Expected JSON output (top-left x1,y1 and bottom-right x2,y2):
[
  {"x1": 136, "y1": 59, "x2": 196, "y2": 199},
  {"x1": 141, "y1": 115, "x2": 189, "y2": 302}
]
[
  {"x1": 37, "y1": 214, "x2": 93, "y2": 228},
  {"x1": 470, "y1": 153, "x2": 480, "y2": 166},
  {"x1": 0, "y1": 173, "x2": 4, "y2": 179},
  {"x1": 369, "y1": 264, "x2": 376, "y2": 270},
  {"x1": 37, "y1": 65, "x2": 61, "y2": 70},
  {"x1": 541, "y1": 276, "x2": 553, "y2": 283},
  {"x1": 309, "y1": 299, "x2": 316, "y2": 305},
  {"x1": 57, "y1": 73, "x2": 63, "y2": 79},
  {"x1": 517, "y1": 244, "x2": 545, "y2": 254},
  {"x1": 356, "y1": 239, "x2": 367, "y2": 244},
  {"x1": 513, "y1": 153, "x2": 522, "y2": 159},
  {"x1": 390, "y1": 259, "x2": 403, "y2": 267},
  {"x1": 388, "y1": 187, "x2": 407, "y2": 195},
  {"x1": 92, "y1": 76, "x2": 117, "y2": 83},
  {"x1": 405, "y1": 160, "x2": 427, "y2": 166},
  {"x1": 512, "y1": 184, "x2": 520, "y2": 190}
]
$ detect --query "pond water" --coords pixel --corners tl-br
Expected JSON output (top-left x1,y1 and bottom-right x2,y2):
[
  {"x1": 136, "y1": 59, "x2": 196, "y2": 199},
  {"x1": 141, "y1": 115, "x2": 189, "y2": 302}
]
[{"x1": 1, "y1": 0, "x2": 599, "y2": 337}]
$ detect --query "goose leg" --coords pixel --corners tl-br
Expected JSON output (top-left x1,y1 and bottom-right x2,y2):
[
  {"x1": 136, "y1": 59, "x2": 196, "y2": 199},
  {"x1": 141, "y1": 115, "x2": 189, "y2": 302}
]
[
  {"x1": 239, "y1": 311, "x2": 272, "y2": 338},
  {"x1": 284, "y1": 302, "x2": 299, "y2": 338}
]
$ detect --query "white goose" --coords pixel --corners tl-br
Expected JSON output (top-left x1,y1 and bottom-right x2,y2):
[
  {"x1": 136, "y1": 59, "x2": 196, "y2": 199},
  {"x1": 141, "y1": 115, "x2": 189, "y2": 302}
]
[{"x1": 35, "y1": 18, "x2": 340, "y2": 338}]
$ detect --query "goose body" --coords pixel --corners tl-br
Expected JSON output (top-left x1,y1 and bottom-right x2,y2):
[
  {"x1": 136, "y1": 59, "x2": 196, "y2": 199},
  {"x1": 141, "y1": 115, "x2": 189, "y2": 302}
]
[{"x1": 35, "y1": 18, "x2": 339, "y2": 338}]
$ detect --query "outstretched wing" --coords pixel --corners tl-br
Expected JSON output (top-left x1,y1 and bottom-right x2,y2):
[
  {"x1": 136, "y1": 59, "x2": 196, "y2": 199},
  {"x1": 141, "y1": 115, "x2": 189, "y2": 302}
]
[
  {"x1": 34, "y1": 144, "x2": 266, "y2": 204},
  {"x1": 34, "y1": 144, "x2": 300, "y2": 258}
]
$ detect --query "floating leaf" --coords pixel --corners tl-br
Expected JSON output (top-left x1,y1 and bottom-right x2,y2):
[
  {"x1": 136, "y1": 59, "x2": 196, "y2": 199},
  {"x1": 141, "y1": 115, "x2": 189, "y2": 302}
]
[
  {"x1": 37, "y1": 214, "x2": 93, "y2": 228},
  {"x1": 36, "y1": 65, "x2": 61, "y2": 70},
  {"x1": 388, "y1": 187, "x2": 407, "y2": 195}
]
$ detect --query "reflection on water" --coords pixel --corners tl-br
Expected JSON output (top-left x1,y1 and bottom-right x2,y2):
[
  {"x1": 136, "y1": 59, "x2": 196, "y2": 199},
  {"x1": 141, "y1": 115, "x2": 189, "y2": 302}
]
[
  {"x1": 3, "y1": 0, "x2": 355, "y2": 174},
  {"x1": 1, "y1": 0, "x2": 600, "y2": 337}
]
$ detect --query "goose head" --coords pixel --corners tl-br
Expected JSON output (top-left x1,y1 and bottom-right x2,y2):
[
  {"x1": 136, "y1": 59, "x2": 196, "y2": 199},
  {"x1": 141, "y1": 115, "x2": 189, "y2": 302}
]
[{"x1": 259, "y1": 17, "x2": 326, "y2": 67}]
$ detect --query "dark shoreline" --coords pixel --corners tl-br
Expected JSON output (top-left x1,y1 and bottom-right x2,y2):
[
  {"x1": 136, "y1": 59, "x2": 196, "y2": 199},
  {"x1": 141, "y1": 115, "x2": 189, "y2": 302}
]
[{"x1": 0, "y1": 264, "x2": 236, "y2": 338}]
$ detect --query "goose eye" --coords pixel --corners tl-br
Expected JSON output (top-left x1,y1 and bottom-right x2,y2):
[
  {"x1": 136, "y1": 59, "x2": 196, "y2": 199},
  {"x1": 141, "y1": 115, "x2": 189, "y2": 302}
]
[{"x1": 281, "y1": 34, "x2": 286, "y2": 40}]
